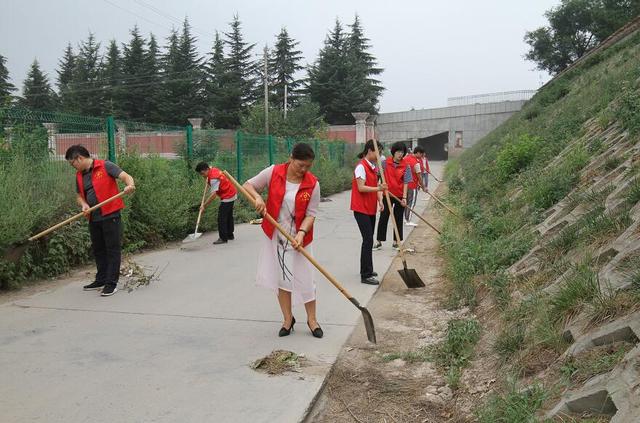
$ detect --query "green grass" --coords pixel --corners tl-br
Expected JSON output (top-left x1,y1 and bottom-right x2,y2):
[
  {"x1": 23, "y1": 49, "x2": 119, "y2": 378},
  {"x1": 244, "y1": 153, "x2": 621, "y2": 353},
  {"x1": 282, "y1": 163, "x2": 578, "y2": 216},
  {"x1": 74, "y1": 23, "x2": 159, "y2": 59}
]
[
  {"x1": 476, "y1": 383, "x2": 547, "y2": 423},
  {"x1": 560, "y1": 344, "x2": 630, "y2": 385},
  {"x1": 550, "y1": 263, "x2": 599, "y2": 321},
  {"x1": 431, "y1": 318, "x2": 481, "y2": 388},
  {"x1": 441, "y1": 30, "x2": 640, "y2": 418}
]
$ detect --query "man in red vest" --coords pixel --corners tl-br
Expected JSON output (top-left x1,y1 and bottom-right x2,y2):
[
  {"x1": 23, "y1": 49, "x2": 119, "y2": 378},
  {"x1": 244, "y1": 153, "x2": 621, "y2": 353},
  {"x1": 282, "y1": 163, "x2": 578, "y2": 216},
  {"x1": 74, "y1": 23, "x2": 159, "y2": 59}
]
[
  {"x1": 196, "y1": 162, "x2": 238, "y2": 244},
  {"x1": 65, "y1": 145, "x2": 135, "y2": 297}
]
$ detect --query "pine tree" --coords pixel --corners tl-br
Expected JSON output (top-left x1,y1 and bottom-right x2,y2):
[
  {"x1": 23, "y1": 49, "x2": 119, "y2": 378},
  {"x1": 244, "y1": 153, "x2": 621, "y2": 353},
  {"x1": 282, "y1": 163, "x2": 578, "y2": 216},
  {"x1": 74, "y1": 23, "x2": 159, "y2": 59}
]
[
  {"x1": 101, "y1": 39, "x2": 122, "y2": 116},
  {"x1": 269, "y1": 27, "x2": 304, "y2": 109},
  {"x1": 0, "y1": 54, "x2": 16, "y2": 107},
  {"x1": 307, "y1": 17, "x2": 384, "y2": 124},
  {"x1": 218, "y1": 14, "x2": 256, "y2": 128},
  {"x1": 19, "y1": 59, "x2": 57, "y2": 111},
  {"x1": 204, "y1": 31, "x2": 226, "y2": 127},
  {"x1": 120, "y1": 26, "x2": 147, "y2": 120},
  {"x1": 72, "y1": 33, "x2": 102, "y2": 115},
  {"x1": 161, "y1": 19, "x2": 204, "y2": 125},
  {"x1": 144, "y1": 33, "x2": 164, "y2": 122},
  {"x1": 56, "y1": 43, "x2": 75, "y2": 111},
  {"x1": 307, "y1": 19, "x2": 351, "y2": 124},
  {"x1": 161, "y1": 28, "x2": 181, "y2": 124},
  {"x1": 345, "y1": 15, "x2": 384, "y2": 115}
]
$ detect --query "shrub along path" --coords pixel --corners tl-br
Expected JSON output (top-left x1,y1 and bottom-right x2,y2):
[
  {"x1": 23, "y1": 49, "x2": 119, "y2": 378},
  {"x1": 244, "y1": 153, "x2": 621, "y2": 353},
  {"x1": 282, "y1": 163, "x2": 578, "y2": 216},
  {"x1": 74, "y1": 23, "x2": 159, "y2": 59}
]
[{"x1": 0, "y1": 162, "x2": 441, "y2": 423}]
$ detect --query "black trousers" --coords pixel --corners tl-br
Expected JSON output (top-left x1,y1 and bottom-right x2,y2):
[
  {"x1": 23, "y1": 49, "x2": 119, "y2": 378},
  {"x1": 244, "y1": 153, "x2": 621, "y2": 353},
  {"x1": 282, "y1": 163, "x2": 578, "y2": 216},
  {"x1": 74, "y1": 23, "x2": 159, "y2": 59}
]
[
  {"x1": 218, "y1": 201, "x2": 235, "y2": 241},
  {"x1": 89, "y1": 216, "x2": 122, "y2": 287},
  {"x1": 354, "y1": 211, "x2": 376, "y2": 278},
  {"x1": 376, "y1": 196, "x2": 404, "y2": 243}
]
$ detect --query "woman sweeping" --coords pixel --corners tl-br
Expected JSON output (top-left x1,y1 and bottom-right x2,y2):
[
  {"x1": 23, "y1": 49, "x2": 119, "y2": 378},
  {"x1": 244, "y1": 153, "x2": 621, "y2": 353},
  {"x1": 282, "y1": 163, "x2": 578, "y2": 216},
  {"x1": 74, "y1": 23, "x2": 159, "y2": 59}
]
[
  {"x1": 243, "y1": 143, "x2": 323, "y2": 338},
  {"x1": 351, "y1": 140, "x2": 387, "y2": 285},
  {"x1": 373, "y1": 141, "x2": 410, "y2": 251}
]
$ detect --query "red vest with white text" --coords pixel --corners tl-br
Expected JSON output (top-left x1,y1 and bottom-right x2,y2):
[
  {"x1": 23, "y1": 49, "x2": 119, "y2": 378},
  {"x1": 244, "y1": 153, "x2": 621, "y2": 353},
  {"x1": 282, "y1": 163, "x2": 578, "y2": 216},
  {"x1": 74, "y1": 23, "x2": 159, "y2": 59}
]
[
  {"x1": 76, "y1": 159, "x2": 124, "y2": 218},
  {"x1": 350, "y1": 159, "x2": 378, "y2": 215}
]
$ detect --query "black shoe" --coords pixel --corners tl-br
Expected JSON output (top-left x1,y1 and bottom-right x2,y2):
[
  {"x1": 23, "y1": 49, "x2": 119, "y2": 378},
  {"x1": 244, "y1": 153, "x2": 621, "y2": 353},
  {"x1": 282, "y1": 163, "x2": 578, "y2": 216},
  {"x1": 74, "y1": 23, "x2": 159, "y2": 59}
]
[
  {"x1": 101, "y1": 285, "x2": 118, "y2": 296},
  {"x1": 308, "y1": 322, "x2": 324, "y2": 338},
  {"x1": 228, "y1": 235, "x2": 235, "y2": 240},
  {"x1": 83, "y1": 281, "x2": 105, "y2": 291},
  {"x1": 361, "y1": 276, "x2": 380, "y2": 285},
  {"x1": 372, "y1": 241, "x2": 382, "y2": 251},
  {"x1": 213, "y1": 238, "x2": 228, "y2": 245},
  {"x1": 371, "y1": 272, "x2": 378, "y2": 277},
  {"x1": 278, "y1": 317, "x2": 296, "y2": 337}
]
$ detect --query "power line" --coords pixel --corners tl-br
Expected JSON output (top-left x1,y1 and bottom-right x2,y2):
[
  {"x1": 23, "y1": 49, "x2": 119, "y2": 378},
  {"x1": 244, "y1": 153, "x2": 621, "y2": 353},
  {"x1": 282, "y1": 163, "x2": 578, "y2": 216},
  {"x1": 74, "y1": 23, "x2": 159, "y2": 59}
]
[
  {"x1": 101, "y1": 0, "x2": 176, "y2": 34},
  {"x1": 132, "y1": 0, "x2": 217, "y2": 40}
]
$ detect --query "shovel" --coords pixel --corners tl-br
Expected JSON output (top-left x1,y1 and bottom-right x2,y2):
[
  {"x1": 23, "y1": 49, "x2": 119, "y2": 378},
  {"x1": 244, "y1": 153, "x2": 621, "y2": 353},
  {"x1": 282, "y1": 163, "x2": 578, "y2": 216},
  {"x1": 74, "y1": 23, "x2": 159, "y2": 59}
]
[
  {"x1": 372, "y1": 143, "x2": 425, "y2": 289},
  {"x1": 222, "y1": 170, "x2": 377, "y2": 344},
  {"x1": 387, "y1": 192, "x2": 442, "y2": 235},
  {"x1": 183, "y1": 178, "x2": 209, "y2": 243},
  {"x1": 3, "y1": 191, "x2": 128, "y2": 263}
]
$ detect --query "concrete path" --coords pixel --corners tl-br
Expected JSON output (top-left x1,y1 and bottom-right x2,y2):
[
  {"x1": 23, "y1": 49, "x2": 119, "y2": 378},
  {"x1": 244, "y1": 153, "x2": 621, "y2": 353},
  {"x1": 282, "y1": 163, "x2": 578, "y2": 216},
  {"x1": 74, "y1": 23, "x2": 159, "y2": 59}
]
[{"x1": 0, "y1": 162, "x2": 442, "y2": 423}]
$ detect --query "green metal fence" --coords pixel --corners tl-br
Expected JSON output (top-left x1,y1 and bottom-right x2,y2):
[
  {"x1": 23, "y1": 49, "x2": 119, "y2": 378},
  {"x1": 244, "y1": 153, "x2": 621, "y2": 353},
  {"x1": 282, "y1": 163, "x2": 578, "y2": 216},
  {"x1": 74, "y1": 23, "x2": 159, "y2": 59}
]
[{"x1": 0, "y1": 106, "x2": 361, "y2": 187}]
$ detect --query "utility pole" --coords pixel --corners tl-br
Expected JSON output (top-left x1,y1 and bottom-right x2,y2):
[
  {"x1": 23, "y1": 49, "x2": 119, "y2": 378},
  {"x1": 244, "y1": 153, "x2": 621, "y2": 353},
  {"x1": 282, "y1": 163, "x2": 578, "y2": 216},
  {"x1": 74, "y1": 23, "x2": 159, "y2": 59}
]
[
  {"x1": 284, "y1": 83, "x2": 288, "y2": 119},
  {"x1": 264, "y1": 45, "x2": 269, "y2": 137}
]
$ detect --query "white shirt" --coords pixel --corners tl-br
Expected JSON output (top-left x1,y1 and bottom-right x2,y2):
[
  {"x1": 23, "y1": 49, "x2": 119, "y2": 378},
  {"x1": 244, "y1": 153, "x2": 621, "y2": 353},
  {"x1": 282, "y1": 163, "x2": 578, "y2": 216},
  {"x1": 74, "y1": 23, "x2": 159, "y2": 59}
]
[
  {"x1": 354, "y1": 158, "x2": 376, "y2": 180},
  {"x1": 210, "y1": 178, "x2": 238, "y2": 202}
]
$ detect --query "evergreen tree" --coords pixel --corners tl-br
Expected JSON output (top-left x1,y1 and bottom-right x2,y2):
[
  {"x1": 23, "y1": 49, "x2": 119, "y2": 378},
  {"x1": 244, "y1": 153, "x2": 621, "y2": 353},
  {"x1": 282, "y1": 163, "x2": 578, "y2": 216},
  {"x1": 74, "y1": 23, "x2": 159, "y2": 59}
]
[
  {"x1": 269, "y1": 27, "x2": 304, "y2": 109},
  {"x1": 307, "y1": 19, "x2": 351, "y2": 124},
  {"x1": 19, "y1": 59, "x2": 57, "y2": 111},
  {"x1": 204, "y1": 31, "x2": 226, "y2": 127},
  {"x1": 218, "y1": 14, "x2": 256, "y2": 128},
  {"x1": 161, "y1": 19, "x2": 204, "y2": 125},
  {"x1": 345, "y1": 15, "x2": 384, "y2": 116},
  {"x1": 120, "y1": 26, "x2": 147, "y2": 120},
  {"x1": 144, "y1": 33, "x2": 164, "y2": 122},
  {"x1": 72, "y1": 33, "x2": 102, "y2": 115},
  {"x1": 56, "y1": 43, "x2": 75, "y2": 111},
  {"x1": 161, "y1": 28, "x2": 181, "y2": 124},
  {"x1": 0, "y1": 54, "x2": 16, "y2": 107},
  {"x1": 101, "y1": 39, "x2": 122, "y2": 116}
]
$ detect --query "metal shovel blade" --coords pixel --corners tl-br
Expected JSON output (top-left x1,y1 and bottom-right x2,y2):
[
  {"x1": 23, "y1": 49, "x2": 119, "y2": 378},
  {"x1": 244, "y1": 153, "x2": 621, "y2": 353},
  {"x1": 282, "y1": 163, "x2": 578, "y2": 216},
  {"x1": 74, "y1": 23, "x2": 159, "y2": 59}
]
[
  {"x1": 182, "y1": 232, "x2": 202, "y2": 243},
  {"x1": 398, "y1": 262, "x2": 425, "y2": 288},
  {"x1": 349, "y1": 297, "x2": 377, "y2": 343}
]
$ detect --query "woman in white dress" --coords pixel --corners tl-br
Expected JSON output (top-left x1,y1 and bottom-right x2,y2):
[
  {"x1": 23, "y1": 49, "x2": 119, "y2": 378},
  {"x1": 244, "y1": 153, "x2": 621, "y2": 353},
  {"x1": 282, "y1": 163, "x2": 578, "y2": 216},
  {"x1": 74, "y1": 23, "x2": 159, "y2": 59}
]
[{"x1": 243, "y1": 143, "x2": 323, "y2": 338}]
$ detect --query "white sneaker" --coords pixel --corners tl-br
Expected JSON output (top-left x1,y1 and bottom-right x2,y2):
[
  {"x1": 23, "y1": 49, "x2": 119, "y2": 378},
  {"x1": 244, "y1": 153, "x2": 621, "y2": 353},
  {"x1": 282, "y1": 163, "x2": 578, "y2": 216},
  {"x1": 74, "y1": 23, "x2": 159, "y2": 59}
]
[{"x1": 372, "y1": 241, "x2": 382, "y2": 251}]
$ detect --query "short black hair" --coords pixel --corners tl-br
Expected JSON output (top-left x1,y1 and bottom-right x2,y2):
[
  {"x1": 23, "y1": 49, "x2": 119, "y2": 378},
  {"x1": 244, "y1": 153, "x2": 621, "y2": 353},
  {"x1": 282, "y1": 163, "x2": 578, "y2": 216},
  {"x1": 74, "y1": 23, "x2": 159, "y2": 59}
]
[
  {"x1": 64, "y1": 145, "x2": 91, "y2": 160},
  {"x1": 390, "y1": 141, "x2": 408, "y2": 156},
  {"x1": 357, "y1": 139, "x2": 384, "y2": 159},
  {"x1": 291, "y1": 142, "x2": 315, "y2": 161},
  {"x1": 413, "y1": 146, "x2": 425, "y2": 154},
  {"x1": 195, "y1": 162, "x2": 209, "y2": 173}
]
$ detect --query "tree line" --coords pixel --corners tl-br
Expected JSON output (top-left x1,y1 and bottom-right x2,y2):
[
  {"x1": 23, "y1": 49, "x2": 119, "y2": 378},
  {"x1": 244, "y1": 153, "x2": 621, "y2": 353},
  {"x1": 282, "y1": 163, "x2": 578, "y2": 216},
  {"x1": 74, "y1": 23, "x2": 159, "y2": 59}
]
[{"x1": 0, "y1": 15, "x2": 383, "y2": 128}]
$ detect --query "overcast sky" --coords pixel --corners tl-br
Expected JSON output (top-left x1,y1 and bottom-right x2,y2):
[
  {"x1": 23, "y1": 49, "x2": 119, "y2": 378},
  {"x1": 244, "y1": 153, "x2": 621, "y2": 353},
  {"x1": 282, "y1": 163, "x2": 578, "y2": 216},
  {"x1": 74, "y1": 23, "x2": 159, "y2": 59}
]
[{"x1": 1, "y1": 0, "x2": 559, "y2": 113}]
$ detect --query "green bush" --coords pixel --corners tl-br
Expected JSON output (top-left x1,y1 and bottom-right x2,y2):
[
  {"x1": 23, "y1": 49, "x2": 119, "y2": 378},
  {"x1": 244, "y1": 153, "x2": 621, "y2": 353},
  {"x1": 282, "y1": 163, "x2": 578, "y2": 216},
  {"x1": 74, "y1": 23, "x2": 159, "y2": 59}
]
[{"x1": 495, "y1": 134, "x2": 544, "y2": 181}]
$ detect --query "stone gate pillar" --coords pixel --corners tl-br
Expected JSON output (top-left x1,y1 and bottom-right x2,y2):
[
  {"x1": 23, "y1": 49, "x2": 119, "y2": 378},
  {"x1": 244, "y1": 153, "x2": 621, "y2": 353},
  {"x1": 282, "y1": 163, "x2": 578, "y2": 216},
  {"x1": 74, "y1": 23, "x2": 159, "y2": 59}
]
[{"x1": 351, "y1": 112, "x2": 369, "y2": 144}]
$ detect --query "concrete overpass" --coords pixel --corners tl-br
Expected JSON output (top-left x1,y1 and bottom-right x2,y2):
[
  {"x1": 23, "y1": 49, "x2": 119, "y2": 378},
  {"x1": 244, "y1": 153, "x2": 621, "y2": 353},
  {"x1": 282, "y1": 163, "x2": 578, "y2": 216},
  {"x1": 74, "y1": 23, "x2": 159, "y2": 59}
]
[{"x1": 374, "y1": 91, "x2": 534, "y2": 159}]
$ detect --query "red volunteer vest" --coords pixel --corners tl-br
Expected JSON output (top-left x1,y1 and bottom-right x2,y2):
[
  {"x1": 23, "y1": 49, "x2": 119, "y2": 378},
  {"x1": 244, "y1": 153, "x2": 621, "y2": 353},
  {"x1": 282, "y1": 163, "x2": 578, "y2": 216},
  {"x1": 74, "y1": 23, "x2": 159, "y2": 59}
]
[
  {"x1": 405, "y1": 154, "x2": 419, "y2": 189},
  {"x1": 350, "y1": 159, "x2": 378, "y2": 215},
  {"x1": 384, "y1": 156, "x2": 407, "y2": 198},
  {"x1": 207, "y1": 167, "x2": 237, "y2": 200},
  {"x1": 76, "y1": 159, "x2": 124, "y2": 218},
  {"x1": 262, "y1": 164, "x2": 317, "y2": 247}
]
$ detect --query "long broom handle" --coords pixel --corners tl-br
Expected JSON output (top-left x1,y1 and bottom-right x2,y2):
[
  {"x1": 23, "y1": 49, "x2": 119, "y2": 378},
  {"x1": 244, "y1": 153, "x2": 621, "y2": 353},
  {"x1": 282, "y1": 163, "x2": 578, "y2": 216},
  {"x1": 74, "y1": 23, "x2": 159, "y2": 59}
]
[
  {"x1": 425, "y1": 189, "x2": 459, "y2": 218},
  {"x1": 387, "y1": 192, "x2": 441, "y2": 235},
  {"x1": 193, "y1": 178, "x2": 209, "y2": 234},
  {"x1": 222, "y1": 170, "x2": 357, "y2": 301},
  {"x1": 371, "y1": 143, "x2": 408, "y2": 262},
  {"x1": 28, "y1": 191, "x2": 128, "y2": 241},
  {"x1": 426, "y1": 169, "x2": 442, "y2": 182}
]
